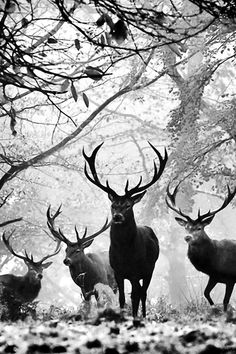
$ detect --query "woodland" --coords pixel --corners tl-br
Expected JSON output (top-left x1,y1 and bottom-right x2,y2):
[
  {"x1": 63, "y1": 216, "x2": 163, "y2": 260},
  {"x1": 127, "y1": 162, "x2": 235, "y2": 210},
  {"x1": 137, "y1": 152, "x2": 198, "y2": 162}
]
[{"x1": 0, "y1": 0, "x2": 236, "y2": 353}]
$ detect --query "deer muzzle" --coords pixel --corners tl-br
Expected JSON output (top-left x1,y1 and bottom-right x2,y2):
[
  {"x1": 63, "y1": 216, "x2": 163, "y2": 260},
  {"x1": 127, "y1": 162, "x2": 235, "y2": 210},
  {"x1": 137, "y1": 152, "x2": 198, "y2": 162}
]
[
  {"x1": 112, "y1": 213, "x2": 125, "y2": 224},
  {"x1": 185, "y1": 235, "x2": 192, "y2": 243},
  {"x1": 63, "y1": 257, "x2": 72, "y2": 266}
]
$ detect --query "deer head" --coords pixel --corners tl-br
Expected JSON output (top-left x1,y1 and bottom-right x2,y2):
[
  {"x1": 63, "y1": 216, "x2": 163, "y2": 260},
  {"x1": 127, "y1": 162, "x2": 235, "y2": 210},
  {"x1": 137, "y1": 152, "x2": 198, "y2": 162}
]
[
  {"x1": 46, "y1": 205, "x2": 110, "y2": 269},
  {"x1": 83, "y1": 142, "x2": 168, "y2": 225},
  {"x1": 166, "y1": 183, "x2": 236, "y2": 242},
  {"x1": 2, "y1": 231, "x2": 61, "y2": 282}
]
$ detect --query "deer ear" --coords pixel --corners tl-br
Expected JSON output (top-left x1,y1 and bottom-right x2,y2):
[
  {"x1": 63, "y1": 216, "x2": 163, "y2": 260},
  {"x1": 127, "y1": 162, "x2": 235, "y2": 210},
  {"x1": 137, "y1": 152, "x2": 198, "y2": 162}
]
[
  {"x1": 202, "y1": 215, "x2": 215, "y2": 226},
  {"x1": 132, "y1": 191, "x2": 146, "y2": 204},
  {"x1": 175, "y1": 217, "x2": 188, "y2": 227},
  {"x1": 42, "y1": 261, "x2": 53, "y2": 269}
]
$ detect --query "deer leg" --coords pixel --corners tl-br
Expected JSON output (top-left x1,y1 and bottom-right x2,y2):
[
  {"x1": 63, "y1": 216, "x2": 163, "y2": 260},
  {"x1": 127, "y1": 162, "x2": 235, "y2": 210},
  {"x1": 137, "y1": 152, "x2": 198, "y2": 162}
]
[
  {"x1": 204, "y1": 277, "x2": 217, "y2": 306},
  {"x1": 223, "y1": 282, "x2": 234, "y2": 311},
  {"x1": 115, "y1": 275, "x2": 125, "y2": 309},
  {"x1": 131, "y1": 280, "x2": 141, "y2": 317},
  {"x1": 141, "y1": 275, "x2": 152, "y2": 318}
]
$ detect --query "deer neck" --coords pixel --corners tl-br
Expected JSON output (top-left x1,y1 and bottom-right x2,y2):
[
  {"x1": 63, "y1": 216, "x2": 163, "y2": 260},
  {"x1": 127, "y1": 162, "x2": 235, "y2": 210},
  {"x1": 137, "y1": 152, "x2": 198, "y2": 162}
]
[
  {"x1": 110, "y1": 213, "x2": 137, "y2": 246},
  {"x1": 187, "y1": 231, "x2": 215, "y2": 273}
]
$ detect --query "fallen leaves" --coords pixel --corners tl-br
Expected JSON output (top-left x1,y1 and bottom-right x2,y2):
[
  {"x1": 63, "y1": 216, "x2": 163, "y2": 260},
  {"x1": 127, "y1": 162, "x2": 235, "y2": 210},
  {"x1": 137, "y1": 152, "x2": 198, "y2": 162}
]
[{"x1": 1, "y1": 309, "x2": 236, "y2": 353}]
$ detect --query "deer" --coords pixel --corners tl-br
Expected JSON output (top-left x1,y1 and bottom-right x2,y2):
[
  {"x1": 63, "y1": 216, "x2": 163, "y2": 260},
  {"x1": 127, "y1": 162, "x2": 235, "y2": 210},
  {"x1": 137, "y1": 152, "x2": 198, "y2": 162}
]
[
  {"x1": 83, "y1": 142, "x2": 168, "y2": 317},
  {"x1": 0, "y1": 230, "x2": 61, "y2": 320},
  {"x1": 46, "y1": 205, "x2": 117, "y2": 303},
  {"x1": 166, "y1": 183, "x2": 236, "y2": 311}
]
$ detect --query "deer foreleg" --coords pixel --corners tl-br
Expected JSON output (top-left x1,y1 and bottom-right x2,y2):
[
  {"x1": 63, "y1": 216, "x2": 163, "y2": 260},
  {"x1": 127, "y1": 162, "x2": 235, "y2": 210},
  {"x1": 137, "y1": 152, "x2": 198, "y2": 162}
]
[
  {"x1": 131, "y1": 280, "x2": 141, "y2": 317},
  {"x1": 223, "y1": 282, "x2": 234, "y2": 312},
  {"x1": 115, "y1": 275, "x2": 125, "y2": 309},
  {"x1": 204, "y1": 277, "x2": 217, "y2": 306}
]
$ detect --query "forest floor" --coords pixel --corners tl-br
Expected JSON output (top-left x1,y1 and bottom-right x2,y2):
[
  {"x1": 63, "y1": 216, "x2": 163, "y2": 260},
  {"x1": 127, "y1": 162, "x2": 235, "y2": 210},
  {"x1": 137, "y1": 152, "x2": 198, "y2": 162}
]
[{"x1": 1, "y1": 302, "x2": 236, "y2": 354}]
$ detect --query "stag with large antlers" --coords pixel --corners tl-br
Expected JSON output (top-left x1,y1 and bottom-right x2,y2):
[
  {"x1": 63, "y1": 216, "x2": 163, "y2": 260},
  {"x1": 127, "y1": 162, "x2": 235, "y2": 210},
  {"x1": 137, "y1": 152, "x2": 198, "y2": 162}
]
[
  {"x1": 83, "y1": 142, "x2": 168, "y2": 317},
  {"x1": 166, "y1": 183, "x2": 236, "y2": 311},
  {"x1": 47, "y1": 206, "x2": 117, "y2": 302},
  {"x1": 0, "y1": 231, "x2": 60, "y2": 320}
]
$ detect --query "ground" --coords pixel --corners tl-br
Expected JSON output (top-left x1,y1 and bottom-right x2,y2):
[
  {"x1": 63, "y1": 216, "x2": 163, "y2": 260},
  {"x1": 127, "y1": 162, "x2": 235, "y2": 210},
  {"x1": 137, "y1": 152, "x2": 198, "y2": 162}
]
[{"x1": 1, "y1": 305, "x2": 236, "y2": 354}]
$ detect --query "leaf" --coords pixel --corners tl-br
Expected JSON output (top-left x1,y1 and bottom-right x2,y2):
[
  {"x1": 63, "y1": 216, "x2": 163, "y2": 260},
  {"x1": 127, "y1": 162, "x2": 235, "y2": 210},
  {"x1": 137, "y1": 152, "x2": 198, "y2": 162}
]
[
  {"x1": 84, "y1": 66, "x2": 104, "y2": 81},
  {"x1": 61, "y1": 79, "x2": 70, "y2": 92},
  {"x1": 96, "y1": 14, "x2": 106, "y2": 27},
  {"x1": 47, "y1": 37, "x2": 58, "y2": 44},
  {"x1": 82, "y1": 93, "x2": 89, "y2": 108},
  {"x1": 71, "y1": 82, "x2": 78, "y2": 102},
  {"x1": 100, "y1": 34, "x2": 105, "y2": 47},
  {"x1": 9, "y1": 108, "x2": 17, "y2": 136},
  {"x1": 74, "y1": 39, "x2": 80, "y2": 51}
]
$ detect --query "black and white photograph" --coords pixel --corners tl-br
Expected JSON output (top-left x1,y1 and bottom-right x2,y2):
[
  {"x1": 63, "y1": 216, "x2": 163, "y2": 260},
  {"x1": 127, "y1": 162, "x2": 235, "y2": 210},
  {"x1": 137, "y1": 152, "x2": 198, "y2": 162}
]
[{"x1": 0, "y1": 0, "x2": 236, "y2": 353}]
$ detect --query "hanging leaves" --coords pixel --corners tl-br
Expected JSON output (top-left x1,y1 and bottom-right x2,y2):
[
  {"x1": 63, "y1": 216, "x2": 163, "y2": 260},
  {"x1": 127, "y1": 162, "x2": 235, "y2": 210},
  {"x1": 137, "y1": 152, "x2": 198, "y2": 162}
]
[
  {"x1": 100, "y1": 34, "x2": 105, "y2": 48},
  {"x1": 47, "y1": 37, "x2": 58, "y2": 44},
  {"x1": 9, "y1": 108, "x2": 17, "y2": 136},
  {"x1": 74, "y1": 39, "x2": 80, "y2": 51},
  {"x1": 71, "y1": 82, "x2": 78, "y2": 102},
  {"x1": 61, "y1": 79, "x2": 70, "y2": 92},
  {"x1": 82, "y1": 93, "x2": 89, "y2": 108},
  {"x1": 84, "y1": 66, "x2": 104, "y2": 81}
]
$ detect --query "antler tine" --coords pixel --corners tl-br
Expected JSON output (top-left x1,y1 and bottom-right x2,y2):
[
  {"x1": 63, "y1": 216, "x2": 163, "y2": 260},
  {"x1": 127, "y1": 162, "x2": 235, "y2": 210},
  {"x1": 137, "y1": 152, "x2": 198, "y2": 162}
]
[
  {"x1": 165, "y1": 183, "x2": 192, "y2": 222},
  {"x1": 125, "y1": 176, "x2": 143, "y2": 195},
  {"x1": 38, "y1": 239, "x2": 61, "y2": 264},
  {"x1": 46, "y1": 205, "x2": 72, "y2": 245},
  {"x1": 83, "y1": 143, "x2": 117, "y2": 197},
  {"x1": 79, "y1": 218, "x2": 111, "y2": 245},
  {"x1": 82, "y1": 227, "x2": 88, "y2": 239},
  {"x1": 73, "y1": 225, "x2": 88, "y2": 245},
  {"x1": 197, "y1": 184, "x2": 236, "y2": 221},
  {"x1": 2, "y1": 231, "x2": 29, "y2": 262},
  {"x1": 125, "y1": 143, "x2": 168, "y2": 196}
]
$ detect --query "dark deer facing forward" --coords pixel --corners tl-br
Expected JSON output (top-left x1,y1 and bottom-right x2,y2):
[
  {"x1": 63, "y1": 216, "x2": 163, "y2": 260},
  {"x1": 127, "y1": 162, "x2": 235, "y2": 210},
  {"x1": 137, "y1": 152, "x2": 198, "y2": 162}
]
[
  {"x1": 166, "y1": 183, "x2": 236, "y2": 311},
  {"x1": 47, "y1": 206, "x2": 117, "y2": 301},
  {"x1": 83, "y1": 142, "x2": 168, "y2": 317},
  {"x1": 0, "y1": 231, "x2": 60, "y2": 319}
]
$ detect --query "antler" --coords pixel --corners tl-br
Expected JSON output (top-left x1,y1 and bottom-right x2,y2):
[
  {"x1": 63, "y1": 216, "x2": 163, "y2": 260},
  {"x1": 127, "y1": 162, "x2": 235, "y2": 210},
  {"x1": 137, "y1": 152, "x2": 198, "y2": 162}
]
[
  {"x1": 47, "y1": 205, "x2": 110, "y2": 247},
  {"x1": 166, "y1": 183, "x2": 236, "y2": 222},
  {"x1": 165, "y1": 183, "x2": 192, "y2": 222},
  {"x1": 83, "y1": 142, "x2": 168, "y2": 197},
  {"x1": 2, "y1": 231, "x2": 34, "y2": 262},
  {"x1": 83, "y1": 142, "x2": 118, "y2": 197},
  {"x1": 196, "y1": 185, "x2": 236, "y2": 222},
  {"x1": 74, "y1": 218, "x2": 111, "y2": 247},
  {"x1": 37, "y1": 239, "x2": 61, "y2": 264},
  {"x1": 124, "y1": 142, "x2": 168, "y2": 196},
  {"x1": 47, "y1": 205, "x2": 74, "y2": 246}
]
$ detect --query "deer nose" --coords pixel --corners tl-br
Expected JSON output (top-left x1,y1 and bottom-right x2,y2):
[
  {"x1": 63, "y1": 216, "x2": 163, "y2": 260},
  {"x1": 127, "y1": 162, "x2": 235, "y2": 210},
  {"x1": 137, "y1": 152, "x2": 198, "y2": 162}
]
[
  {"x1": 37, "y1": 274, "x2": 43, "y2": 280},
  {"x1": 185, "y1": 235, "x2": 192, "y2": 243},
  {"x1": 64, "y1": 258, "x2": 71, "y2": 266},
  {"x1": 113, "y1": 213, "x2": 124, "y2": 223}
]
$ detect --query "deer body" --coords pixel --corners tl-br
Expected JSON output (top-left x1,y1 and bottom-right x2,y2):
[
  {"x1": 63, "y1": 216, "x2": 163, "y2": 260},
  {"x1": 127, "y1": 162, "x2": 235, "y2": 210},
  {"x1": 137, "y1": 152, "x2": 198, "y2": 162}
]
[
  {"x1": 47, "y1": 207, "x2": 117, "y2": 301},
  {"x1": 66, "y1": 249, "x2": 116, "y2": 300},
  {"x1": 187, "y1": 234, "x2": 236, "y2": 280},
  {"x1": 0, "y1": 231, "x2": 60, "y2": 320},
  {"x1": 83, "y1": 142, "x2": 167, "y2": 317},
  {"x1": 110, "y1": 223, "x2": 159, "y2": 283},
  {"x1": 166, "y1": 184, "x2": 236, "y2": 311},
  {"x1": 110, "y1": 221, "x2": 159, "y2": 315},
  {"x1": 0, "y1": 273, "x2": 41, "y2": 303}
]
